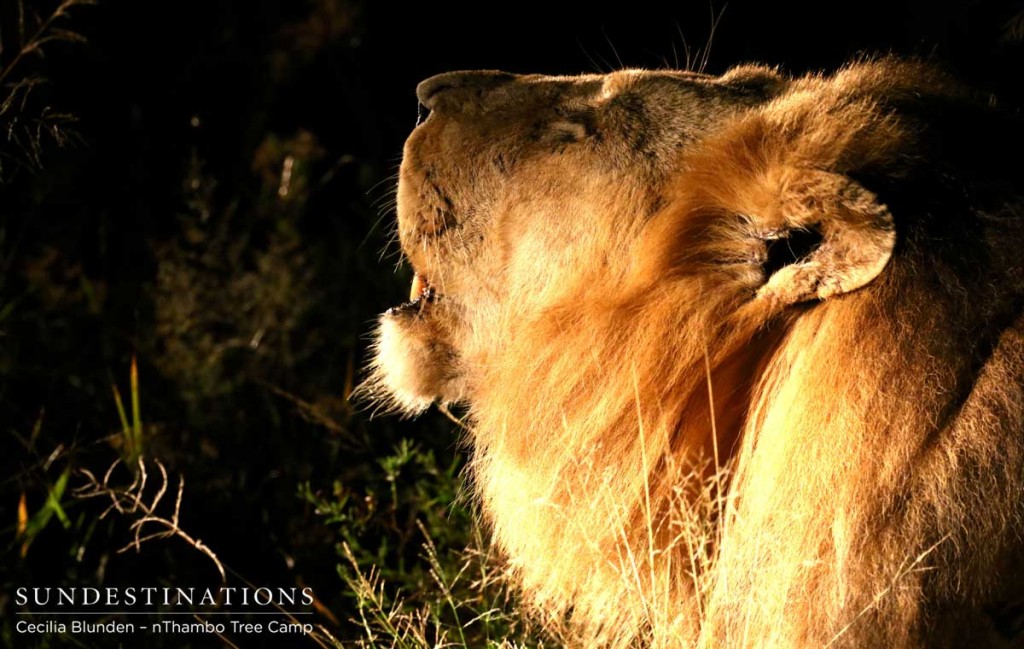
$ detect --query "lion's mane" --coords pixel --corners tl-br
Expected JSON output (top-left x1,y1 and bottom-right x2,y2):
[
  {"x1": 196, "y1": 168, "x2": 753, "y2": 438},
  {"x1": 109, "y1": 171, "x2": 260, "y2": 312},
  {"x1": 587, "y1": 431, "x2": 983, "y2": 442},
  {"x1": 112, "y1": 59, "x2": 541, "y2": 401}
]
[{"x1": 373, "y1": 60, "x2": 1024, "y2": 648}]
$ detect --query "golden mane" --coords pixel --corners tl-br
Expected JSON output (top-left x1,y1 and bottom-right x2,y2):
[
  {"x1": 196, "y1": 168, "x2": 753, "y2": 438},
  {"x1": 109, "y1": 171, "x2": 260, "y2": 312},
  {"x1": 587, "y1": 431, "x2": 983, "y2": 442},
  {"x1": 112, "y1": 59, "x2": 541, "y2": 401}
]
[{"x1": 370, "y1": 59, "x2": 1024, "y2": 647}]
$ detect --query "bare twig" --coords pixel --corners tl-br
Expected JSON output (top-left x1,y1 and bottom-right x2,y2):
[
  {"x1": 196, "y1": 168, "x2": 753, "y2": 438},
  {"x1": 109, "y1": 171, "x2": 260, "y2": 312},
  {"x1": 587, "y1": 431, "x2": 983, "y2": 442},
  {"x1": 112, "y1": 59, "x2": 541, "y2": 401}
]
[{"x1": 73, "y1": 457, "x2": 227, "y2": 582}]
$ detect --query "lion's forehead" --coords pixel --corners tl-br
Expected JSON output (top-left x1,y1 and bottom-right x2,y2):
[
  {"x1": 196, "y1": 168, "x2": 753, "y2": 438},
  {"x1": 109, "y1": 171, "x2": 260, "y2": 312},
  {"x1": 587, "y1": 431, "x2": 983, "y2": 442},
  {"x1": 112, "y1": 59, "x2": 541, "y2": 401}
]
[{"x1": 504, "y1": 68, "x2": 722, "y2": 104}]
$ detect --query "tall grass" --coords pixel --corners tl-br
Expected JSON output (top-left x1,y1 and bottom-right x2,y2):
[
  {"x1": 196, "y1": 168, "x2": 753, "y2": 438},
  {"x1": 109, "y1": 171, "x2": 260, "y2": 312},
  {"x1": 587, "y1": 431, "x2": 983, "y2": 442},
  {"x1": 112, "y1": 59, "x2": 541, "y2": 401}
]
[{"x1": 0, "y1": 0, "x2": 92, "y2": 179}]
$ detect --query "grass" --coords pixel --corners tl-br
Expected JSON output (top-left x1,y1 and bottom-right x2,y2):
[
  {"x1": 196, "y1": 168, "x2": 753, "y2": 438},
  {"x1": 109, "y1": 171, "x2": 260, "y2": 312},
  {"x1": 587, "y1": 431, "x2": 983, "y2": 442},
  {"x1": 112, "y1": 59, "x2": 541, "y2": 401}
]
[
  {"x1": 339, "y1": 528, "x2": 544, "y2": 649},
  {"x1": 110, "y1": 356, "x2": 144, "y2": 465},
  {"x1": 299, "y1": 440, "x2": 550, "y2": 648},
  {"x1": 0, "y1": 0, "x2": 92, "y2": 179}
]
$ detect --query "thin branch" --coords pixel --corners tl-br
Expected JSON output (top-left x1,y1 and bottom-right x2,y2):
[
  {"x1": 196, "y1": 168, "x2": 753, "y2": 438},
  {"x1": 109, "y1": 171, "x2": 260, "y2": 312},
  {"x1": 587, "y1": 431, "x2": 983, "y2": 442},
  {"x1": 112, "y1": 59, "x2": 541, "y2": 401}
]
[{"x1": 73, "y1": 457, "x2": 227, "y2": 582}]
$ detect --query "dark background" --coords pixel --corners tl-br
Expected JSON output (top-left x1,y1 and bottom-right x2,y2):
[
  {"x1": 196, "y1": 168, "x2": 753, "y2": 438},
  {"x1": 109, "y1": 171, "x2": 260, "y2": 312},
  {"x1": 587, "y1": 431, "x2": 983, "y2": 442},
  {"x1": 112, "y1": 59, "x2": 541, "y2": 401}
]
[{"x1": 1, "y1": 1, "x2": 1021, "y2": 647}]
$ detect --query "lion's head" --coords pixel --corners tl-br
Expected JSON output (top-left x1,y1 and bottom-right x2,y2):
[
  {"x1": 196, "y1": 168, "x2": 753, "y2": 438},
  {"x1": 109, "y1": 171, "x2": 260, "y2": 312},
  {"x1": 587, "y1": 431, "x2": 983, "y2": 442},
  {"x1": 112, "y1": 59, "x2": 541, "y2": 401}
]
[
  {"x1": 365, "y1": 60, "x2": 1024, "y2": 647},
  {"x1": 370, "y1": 65, "x2": 786, "y2": 412}
]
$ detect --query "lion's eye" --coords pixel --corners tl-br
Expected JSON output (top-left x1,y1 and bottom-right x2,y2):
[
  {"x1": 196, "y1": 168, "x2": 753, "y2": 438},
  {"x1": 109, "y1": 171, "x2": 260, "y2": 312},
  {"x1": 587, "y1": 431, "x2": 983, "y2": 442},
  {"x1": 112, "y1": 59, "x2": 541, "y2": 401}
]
[
  {"x1": 547, "y1": 108, "x2": 598, "y2": 144},
  {"x1": 549, "y1": 120, "x2": 591, "y2": 143}
]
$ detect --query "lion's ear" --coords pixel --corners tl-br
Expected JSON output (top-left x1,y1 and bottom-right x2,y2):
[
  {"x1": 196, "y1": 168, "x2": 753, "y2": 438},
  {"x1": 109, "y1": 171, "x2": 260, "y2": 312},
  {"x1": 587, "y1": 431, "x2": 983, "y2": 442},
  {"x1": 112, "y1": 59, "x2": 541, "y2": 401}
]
[{"x1": 750, "y1": 170, "x2": 896, "y2": 307}]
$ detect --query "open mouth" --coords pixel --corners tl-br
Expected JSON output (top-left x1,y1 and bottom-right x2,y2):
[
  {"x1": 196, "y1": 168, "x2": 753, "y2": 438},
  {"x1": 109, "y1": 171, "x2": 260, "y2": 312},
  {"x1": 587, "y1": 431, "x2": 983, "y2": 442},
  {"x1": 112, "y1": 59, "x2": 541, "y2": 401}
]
[{"x1": 385, "y1": 273, "x2": 440, "y2": 316}]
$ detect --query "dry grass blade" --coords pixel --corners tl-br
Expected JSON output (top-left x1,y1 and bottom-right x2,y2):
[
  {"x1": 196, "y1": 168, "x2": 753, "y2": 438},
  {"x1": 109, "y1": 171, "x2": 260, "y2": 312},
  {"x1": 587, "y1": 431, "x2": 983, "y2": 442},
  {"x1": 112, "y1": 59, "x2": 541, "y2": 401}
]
[
  {"x1": 0, "y1": 0, "x2": 95, "y2": 86},
  {"x1": 823, "y1": 535, "x2": 951, "y2": 648},
  {"x1": 0, "y1": 0, "x2": 92, "y2": 178}
]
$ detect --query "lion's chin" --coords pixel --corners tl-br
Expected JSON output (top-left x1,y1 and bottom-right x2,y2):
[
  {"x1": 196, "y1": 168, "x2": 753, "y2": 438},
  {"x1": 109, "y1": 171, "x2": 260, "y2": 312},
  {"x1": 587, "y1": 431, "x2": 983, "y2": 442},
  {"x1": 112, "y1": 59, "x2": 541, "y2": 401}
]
[
  {"x1": 368, "y1": 300, "x2": 465, "y2": 417},
  {"x1": 371, "y1": 316, "x2": 440, "y2": 415}
]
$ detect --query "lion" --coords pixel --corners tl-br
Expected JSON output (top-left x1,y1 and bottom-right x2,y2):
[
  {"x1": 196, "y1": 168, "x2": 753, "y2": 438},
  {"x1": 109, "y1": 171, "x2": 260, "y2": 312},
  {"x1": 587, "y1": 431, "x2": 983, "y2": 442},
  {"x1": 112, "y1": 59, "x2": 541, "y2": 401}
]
[{"x1": 362, "y1": 59, "x2": 1024, "y2": 647}]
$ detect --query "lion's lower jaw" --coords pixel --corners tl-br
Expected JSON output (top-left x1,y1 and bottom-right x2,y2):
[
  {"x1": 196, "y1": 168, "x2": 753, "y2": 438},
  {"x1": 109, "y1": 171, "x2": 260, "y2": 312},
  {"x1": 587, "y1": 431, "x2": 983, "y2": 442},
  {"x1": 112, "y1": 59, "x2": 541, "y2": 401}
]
[{"x1": 366, "y1": 314, "x2": 465, "y2": 416}]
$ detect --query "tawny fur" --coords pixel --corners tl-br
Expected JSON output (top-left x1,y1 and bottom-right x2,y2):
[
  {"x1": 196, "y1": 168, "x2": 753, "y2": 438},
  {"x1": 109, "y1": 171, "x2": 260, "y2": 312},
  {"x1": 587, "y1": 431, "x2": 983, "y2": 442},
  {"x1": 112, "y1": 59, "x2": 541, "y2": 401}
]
[{"x1": 365, "y1": 59, "x2": 1024, "y2": 648}]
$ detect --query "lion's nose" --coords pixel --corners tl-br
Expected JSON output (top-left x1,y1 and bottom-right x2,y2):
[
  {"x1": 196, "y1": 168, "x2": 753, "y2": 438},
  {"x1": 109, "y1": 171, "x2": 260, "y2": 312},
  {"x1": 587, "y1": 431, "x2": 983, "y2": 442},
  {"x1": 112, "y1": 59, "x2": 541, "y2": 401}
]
[{"x1": 416, "y1": 71, "x2": 518, "y2": 113}]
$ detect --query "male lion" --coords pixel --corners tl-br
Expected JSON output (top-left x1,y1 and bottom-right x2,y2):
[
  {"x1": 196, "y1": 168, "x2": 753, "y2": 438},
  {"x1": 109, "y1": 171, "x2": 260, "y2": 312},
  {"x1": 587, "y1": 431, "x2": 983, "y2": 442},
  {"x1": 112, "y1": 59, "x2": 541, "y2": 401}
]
[{"x1": 364, "y1": 59, "x2": 1024, "y2": 647}]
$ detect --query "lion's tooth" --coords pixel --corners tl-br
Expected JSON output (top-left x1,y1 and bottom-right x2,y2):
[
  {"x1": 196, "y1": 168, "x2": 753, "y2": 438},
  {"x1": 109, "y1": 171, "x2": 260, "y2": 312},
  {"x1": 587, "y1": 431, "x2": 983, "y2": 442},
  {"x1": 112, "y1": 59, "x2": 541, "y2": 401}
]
[{"x1": 410, "y1": 273, "x2": 427, "y2": 301}]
